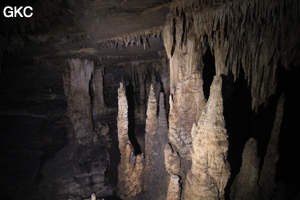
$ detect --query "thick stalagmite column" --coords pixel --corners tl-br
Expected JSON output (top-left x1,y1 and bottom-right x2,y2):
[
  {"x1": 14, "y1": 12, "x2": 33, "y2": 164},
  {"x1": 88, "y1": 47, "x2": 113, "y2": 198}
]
[
  {"x1": 117, "y1": 83, "x2": 143, "y2": 200},
  {"x1": 184, "y1": 75, "x2": 230, "y2": 200},
  {"x1": 259, "y1": 94, "x2": 285, "y2": 200},
  {"x1": 167, "y1": 36, "x2": 206, "y2": 160},
  {"x1": 230, "y1": 138, "x2": 260, "y2": 200},
  {"x1": 64, "y1": 58, "x2": 94, "y2": 144},
  {"x1": 92, "y1": 66, "x2": 106, "y2": 116}
]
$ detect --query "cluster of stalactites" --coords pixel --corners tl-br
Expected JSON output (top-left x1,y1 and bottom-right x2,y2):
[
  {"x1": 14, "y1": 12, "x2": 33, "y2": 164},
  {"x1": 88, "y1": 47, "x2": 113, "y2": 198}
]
[
  {"x1": 164, "y1": 0, "x2": 300, "y2": 111},
  {"x1": 97, "y1": 26, "x2": 163, "y2": 49}
]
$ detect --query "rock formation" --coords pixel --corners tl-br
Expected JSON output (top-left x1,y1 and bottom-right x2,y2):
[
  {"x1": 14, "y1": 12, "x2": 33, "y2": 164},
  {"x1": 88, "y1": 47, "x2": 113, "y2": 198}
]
[
  {"x1": 38, "y1": 59, "x2": 109, "y2": 199},
  {"x1": 64, "y1": 58, "x2": 95, "y2": 144},
  {"x1": 166, "y1": 36, "x2": 206, "y2": 161},
  {"x1": 259, "y1": 94, "x2": 285, "y2": 199},
  {"x1": 117, "y1": 83, "x2": 143, "y2": 199},
  {"x1": 92, "y1": 66, "x2": 107, "y2": 117},
  {"x1": 165, "y1": 143, "x2": 181, "y2": 200},
  {"x1": 144, "y1": 87, "x2": 169, "y2": 199},
  {"x1": 1, "y1": 0, "x2": 299, "y2": 199},
  {"x1": 230, "y1": 138, "x2": 261, "y2": 200},
  {"x1": 184, "y1": 75, "x2": 230, "y2": 200}
]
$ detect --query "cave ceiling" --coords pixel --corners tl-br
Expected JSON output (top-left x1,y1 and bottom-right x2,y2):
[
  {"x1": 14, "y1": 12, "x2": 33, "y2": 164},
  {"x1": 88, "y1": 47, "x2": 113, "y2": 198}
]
[{"x1": 0, "y1": 0, "x2": 169, "y2": 62}]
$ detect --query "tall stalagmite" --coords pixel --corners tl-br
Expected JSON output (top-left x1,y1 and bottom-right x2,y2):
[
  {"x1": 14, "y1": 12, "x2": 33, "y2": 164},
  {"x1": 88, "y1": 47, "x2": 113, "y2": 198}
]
[
  {"x1": 259, "y1": 94, "x2": 285, "y2": 199},
  {"x1": 184, "y1": 75, "x2": 230, "y2": 200},
  {"x1": 230, "y1": 138, "x2": 260, "y2": 200},
  {"x1": 117, "y1": 83, "x2": 143, "y2": 200},
  {"x1": 144, "y1": 87, "x2": 169, "y2": 199}
]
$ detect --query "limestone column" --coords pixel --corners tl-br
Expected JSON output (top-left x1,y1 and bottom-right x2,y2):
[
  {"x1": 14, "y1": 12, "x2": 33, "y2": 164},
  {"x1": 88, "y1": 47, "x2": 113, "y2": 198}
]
[{"x1": 64, "y1": 58, "x2": 94, "y2": 144}]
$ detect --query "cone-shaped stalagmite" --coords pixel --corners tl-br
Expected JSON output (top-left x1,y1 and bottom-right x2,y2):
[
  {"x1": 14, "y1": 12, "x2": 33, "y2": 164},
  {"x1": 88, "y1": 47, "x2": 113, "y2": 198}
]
[
  {"x1": 144, "y1": 86, "x2": 169, "y2": 199},
  {"x1": 184, "y1": 75, "x2": 230, "y2": 200},
  {"x1": 230, "y1": 138, "x2": 260, "y2": 200},
  {"x1": 259, "y1": 94, "x2": 285, "y2": 199},
  {"x1": 117, "y1": 83, "x2": 143, "y2": 199}
]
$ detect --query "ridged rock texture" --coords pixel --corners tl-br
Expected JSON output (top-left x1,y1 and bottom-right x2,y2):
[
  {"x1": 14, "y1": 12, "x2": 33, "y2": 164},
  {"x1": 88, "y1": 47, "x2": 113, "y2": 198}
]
[
  {"x1": 166, "y1": 35, "x2": 206, "y2": 161},
  {"x1": 117, "y1": 83, "x2": 170, "y2": 199},
  {"x1": 38, "y1": 59, "x2": 109, "y2": 199},
  {"x1": 259, "y1": 94, "x2": 285, "y2": 199},
  {"x1": 64, "y1": 59, "x2": 95, "y2": 144},
  {"x1": 164, "y1": 0, "x2": 300, "y2": 111},
  {"x1": 230, "y1": 138, "x2": 261, "y2": 200},
  {"x1": 184, "y1": 75, "x2": 230, "y2": 200},
  {"x1": 92, "y1": 66, "x2": 107, "y2": 117},
  {"x1": 165, "y1": 143, "x2": 181, "y2": 200},
  {"x1": 117, "y1": 83, "x2": 143, "y2": 200},
  {"x1": 144, "y1": 87, "x2": 169, "y2": 199}
]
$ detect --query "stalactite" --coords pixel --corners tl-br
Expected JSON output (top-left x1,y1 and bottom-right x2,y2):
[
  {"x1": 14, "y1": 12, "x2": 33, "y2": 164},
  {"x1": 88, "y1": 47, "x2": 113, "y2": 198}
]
[
  {"x1": 97, "y1": 26, "x2": 162, "y2": 49},
  {"x1": 117, "y1": 83, "x2": 143, "y2": 200},
  {"x1": 64, "y1": 58, "x2": 95, "y2": 144},
  {"x1": 230, "y1": 138, "x2": 260, "y2": 200},
  {"x1": 184, "y1": 75, "x2": 230, "y2": 200},
  {"x1": 259, "y1": 94, "x2": 285, "y2": 200},
  {"x1": 165, "y1": 0, "x2": 300, "y2": 111},
  {"x1": 92, "y1": 66, "x2": 106, "y2": 116}
]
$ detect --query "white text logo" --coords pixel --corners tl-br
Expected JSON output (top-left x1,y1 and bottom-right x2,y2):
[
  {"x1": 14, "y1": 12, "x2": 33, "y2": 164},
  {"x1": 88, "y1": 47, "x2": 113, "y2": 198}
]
[{"x1": 3, "y1": 6, "x2": 33, "y2": 18}]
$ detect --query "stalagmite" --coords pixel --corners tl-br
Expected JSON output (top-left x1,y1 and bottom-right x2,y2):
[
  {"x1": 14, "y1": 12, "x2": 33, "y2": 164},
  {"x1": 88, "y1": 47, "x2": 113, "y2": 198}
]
[
  {"x1": 230, "y1": 138, "x2": 260, "y2": 200},
  {"x1": 64, "y1": 58, "x2": 95, "y2": 144},
  {"x1": 259, "y1": 94, "x2": 285, "y2": 199},
  {"x1": 92, "y1": 66, "x2": 106, "y2": 116},
  {"x1": 184, "y1": 75, "x2": 230, "y2": 200},
  {"x1": 144, "y1": 86, "x2": 169, "y2": 199},
  {"x1": 117, "y1": 83, "x2": 143, "y2": 200},
  {"x1": 165, "y1": 0, "x2": 300, "y2": 110},
  {"x1": 164, "y1": 143, "x2": 181, "y2": 175},
  {"x1": 158, "y1": 92, "x2": 168, "y2": 142},
  {"x1": 167, "y1": 175, "x2": 181, "y2": 200},
  {"x1": 165, "y1": 143, "x2": 181, "y2": 200}
]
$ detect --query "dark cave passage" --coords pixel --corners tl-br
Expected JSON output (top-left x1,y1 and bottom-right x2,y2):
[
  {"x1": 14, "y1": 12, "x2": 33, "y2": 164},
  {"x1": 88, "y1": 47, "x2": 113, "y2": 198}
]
[
  {"x1": 126, "y1": 82, "x2": 142, "y2": 155},
  {"x1": 202, "y1": 47, "x2": 216, "y2": 100},
  {"x1": 277, "y1": 65, "x2": 300, "y2": 199}
]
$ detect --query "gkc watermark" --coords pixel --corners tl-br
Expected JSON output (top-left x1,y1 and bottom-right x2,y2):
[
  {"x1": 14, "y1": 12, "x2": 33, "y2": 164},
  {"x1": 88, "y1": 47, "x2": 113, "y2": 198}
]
[{"x1": 3, "y1": 6, "x2": 33, "y2": 18}]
